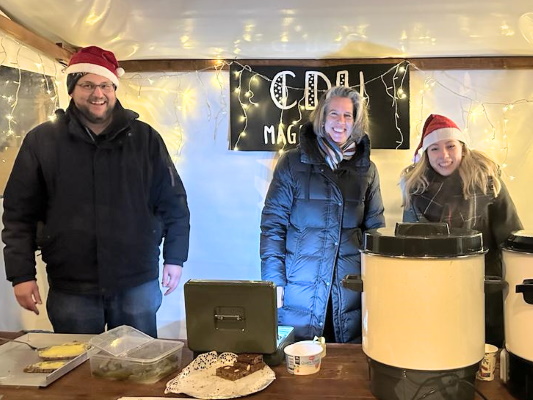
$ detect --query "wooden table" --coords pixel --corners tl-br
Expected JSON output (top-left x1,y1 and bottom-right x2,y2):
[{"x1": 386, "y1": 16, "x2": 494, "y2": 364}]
[{"x1": 0, "y1": 332, "x2": 518, "y2": 400}]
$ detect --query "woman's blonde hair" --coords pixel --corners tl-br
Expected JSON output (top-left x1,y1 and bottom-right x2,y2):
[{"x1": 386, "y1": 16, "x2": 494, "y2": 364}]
[
  {"x1": 310, "y1": 86, "x2": 368, "y2": 143},
  {"x1": 400, "y1": 144, "x2": 502, "y2": 208}
]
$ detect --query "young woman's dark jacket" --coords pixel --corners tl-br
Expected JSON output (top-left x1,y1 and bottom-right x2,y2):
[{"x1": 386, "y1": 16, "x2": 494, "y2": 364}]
[
  {"x1": 403, "y1": 168, "x2": 523, "y2": 346},
  {"x1": 2, "y1": 100, "x2": 190, "y2": 295},
  {"x1": 260, "y1": 122, "x2": 385, "y2": 342}
]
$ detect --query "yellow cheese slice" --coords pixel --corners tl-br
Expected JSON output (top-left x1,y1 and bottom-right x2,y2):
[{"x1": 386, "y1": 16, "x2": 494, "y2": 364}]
[{"x1": 38, "y1": 341, "x2": 89, "y2": 360}]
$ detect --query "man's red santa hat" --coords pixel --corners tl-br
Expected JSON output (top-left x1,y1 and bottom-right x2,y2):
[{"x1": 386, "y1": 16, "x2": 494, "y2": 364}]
[{"x1": 66, "y1": 46, "x2": 125, "y2": 91}]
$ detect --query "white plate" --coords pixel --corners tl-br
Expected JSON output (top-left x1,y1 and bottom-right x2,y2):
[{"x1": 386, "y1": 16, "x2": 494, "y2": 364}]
[
  {"x1": 0, "y1": 332, "x2": 93, "y2": 387},
  {"x1": 165, "y1": 351, "x2": 275, "y2": 399}
]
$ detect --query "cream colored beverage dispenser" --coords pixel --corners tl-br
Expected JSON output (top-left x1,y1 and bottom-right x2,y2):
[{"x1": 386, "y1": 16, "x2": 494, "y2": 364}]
[
  {"x1": 501, "y1": 230, "x2": 533, "y2": 400},
  {"x1": 343, "y1": 223, "x2": 487, "y2": 400}
]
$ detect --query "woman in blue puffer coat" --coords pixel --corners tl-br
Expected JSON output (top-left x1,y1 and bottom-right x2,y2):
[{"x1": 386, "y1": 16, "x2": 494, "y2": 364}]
[{"x1": 260, "y1": 86, "x2": 385, "y2": 343}]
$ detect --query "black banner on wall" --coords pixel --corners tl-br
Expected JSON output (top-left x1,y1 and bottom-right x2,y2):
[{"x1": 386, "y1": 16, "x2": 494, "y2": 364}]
[{"x1": 229, "y1": 62, "x2": 409, "y2": 151}]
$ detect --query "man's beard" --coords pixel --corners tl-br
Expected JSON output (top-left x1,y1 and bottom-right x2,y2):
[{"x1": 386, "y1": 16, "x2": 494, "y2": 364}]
[{"x1": 77, "y1": 102, "x2": 113, "y2": 126}]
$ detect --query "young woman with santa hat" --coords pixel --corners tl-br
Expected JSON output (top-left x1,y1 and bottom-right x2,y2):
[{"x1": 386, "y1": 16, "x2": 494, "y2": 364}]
[{"x1": 399, "y1": 113, "x2": 523, "y2": 347}]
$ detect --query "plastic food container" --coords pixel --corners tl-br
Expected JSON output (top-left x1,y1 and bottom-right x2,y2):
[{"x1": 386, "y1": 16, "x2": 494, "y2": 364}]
[{"x1": 88, "y1": 325, "x2": 183, "y2": 384}]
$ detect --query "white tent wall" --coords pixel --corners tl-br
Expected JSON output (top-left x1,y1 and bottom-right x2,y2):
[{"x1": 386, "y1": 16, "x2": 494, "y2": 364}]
[{"x1": 0, "y1": 37, "x2": 532, "y2": 338}]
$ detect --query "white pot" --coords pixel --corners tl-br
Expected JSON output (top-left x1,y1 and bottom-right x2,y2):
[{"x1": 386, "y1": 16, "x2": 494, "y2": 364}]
[
  {"x1": 357, "y1": 223, "x2": 486, "y2": 371},
  {"x1": 503, "y1": 230, "x2": 533, "y2": 362},
  {"x1": 362, "y1": 253, "x2": 485, "y2": 370}
]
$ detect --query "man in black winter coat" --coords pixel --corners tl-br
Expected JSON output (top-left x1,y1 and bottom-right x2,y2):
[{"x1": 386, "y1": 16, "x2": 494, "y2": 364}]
[{"x1": 2, "y1": 46, "x2": 190, "y2": 337}]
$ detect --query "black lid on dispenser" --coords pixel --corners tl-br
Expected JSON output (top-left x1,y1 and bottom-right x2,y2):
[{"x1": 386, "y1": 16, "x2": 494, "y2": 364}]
[
  {"x1": 363, "y1": 222, "x2": 484, "y2": 257},
  {"x1": 503, "y1": 230, "x2": 533, "y2": 253}
]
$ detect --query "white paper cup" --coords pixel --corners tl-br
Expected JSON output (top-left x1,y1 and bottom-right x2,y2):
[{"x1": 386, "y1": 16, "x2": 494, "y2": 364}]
[
  {"x1": 284, "y1": 342, "x2": 323, "y2": 375},
  {"x1": 298, "y1": 337, "x2": 327, "y2": 358},
  {"x1": 476, "y1": 344, "x2": 499, "y2": 381}
]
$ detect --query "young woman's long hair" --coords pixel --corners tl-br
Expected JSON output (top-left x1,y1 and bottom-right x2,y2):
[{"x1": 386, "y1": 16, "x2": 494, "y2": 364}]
[
  {"x1": 310, "y1": 86, "x2": 369, "y2": 144},
  {"x1": 400, "y1": 144, "x2": 502, "y2": 208}
]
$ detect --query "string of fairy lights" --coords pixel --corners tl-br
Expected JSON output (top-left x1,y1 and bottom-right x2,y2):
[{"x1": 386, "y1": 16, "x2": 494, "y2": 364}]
[
  {"x1": 0, "y1": 35, "x2": 62, "y2": 152},
  {"x1": 120, "y1": 60, "x2": 533, "y2": 178},
  {"x1": 1, "y1": 34, "x2": 533, "y2": 183}
]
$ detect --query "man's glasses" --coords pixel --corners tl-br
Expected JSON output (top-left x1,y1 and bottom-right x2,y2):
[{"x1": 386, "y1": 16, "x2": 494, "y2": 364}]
[{"x1": 76, "y1": 82, "x2": 116, "y2": 93}]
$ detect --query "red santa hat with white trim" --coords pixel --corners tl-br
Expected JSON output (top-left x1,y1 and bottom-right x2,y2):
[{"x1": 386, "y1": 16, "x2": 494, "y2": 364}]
[
  {"x1": 66, "y1": 46, "x2": 125, "y2": 89},
  {"x1": 413, "y1": 114, "x2": 469, "y2": 162}
]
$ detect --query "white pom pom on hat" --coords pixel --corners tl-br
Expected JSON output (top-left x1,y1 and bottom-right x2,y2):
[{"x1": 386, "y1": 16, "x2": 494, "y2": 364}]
[
  {"x1": 413, "y1": 114, "x2": 470, "y2": 162},
  {"x1": 65, "y1": 46, "x2": 125, "y2": 87}
]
